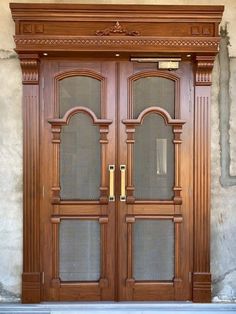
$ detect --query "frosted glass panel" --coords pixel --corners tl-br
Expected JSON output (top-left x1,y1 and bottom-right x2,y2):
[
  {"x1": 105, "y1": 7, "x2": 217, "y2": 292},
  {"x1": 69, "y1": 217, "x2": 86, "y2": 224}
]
[
  {"x1": 59, "y1": 76, "x2": 101, "y2": 117},
  {"x1": 133, "y1": 219, "x2": 174, "y2": 280},
  {"x1": 134, "y1": 114, "x2": 174, "y2": 200},
  {"x1": 60, "y1": 220, "x2": 100, "y2": 281},
  {"x1": 60, "y1": 114, "x2": 100, "y2": 200},
  {"x1": 133, "y1": 76, "x2": 175, "y2": 118}
]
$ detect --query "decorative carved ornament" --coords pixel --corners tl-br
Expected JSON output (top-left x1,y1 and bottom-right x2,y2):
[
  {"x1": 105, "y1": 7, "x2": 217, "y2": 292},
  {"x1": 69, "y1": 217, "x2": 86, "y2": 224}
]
[
  {"x1": 11, "y1": 4, "x2": 223, "y2": 54},
  {"x1": 195, "y1": 56, "x2": 215, "y2": 86},
  {"x1": 95, "y1": 21, "x2": 140, "y2": 36},
  {"x1": 14, "y1": 37, "x2": 219, "y2": 52},
  {"x1": 20, "y1": 55, "x2": 39, "y2": 84}
]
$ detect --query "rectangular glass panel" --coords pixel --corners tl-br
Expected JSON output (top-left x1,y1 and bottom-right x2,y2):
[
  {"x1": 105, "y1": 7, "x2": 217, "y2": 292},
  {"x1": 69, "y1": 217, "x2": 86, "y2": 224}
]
[
  {"x1": 133, "y1": 219, "x2": 174, "y2": 281},
  {"x1": 156, "y1": 138, "x2": 167, "y2": 175},
  {"x1": 59, "y1": 220, "x2": 100, "y2": 281}
]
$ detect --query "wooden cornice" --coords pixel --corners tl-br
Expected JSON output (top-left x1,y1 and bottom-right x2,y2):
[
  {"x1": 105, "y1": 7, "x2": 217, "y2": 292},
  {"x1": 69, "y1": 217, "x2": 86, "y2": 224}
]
[
  {"x1": 9, "y1": 4, "x2": 224, "y2": 21},
  {"x1": 10, "y1": 3, "x2": 224, "y2": 54}
]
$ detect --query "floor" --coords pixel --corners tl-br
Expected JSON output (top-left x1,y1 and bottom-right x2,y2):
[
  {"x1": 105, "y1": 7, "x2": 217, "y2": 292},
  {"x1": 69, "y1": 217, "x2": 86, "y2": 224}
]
[{"x1": 0, "y1": 302, "x2": 236, "y2": 314}]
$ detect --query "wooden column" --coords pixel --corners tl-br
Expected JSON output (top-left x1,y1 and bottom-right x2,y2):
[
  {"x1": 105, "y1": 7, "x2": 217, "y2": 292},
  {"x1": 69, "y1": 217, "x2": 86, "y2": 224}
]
[
  {"x1": 20, "y1": 54, "x2": 41, "y2": 303},
  {"x1": 193, "y1": 56, "x2": 214, "y2": 302}
]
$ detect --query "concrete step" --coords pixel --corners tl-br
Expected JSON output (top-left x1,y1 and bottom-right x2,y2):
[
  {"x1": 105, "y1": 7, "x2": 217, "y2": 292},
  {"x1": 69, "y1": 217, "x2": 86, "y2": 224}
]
[{"x1": 0, "y1": 302, "x2": 236, "y2": 314}]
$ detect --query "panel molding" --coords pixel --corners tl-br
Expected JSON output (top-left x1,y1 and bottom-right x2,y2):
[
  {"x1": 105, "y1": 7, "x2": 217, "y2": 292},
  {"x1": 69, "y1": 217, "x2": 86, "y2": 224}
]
[{"x1": 123, "y1": 107, "x2": 185, "y2": 204}]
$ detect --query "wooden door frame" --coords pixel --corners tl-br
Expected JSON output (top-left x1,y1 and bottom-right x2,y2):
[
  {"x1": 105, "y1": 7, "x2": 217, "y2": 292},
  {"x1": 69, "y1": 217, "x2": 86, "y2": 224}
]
[{"x1": 10, "y1": 3, "x2": 224, "y2": 303}]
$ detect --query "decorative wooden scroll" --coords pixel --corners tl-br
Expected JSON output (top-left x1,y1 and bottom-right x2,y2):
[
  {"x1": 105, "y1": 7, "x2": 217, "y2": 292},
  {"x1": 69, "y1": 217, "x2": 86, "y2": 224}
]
[
  {"x1": 122, "y1": 107, "x2": 185, "y2": 204},
  {"x1": 95, "y1": 21, "x2": 140, "y2": 36}
]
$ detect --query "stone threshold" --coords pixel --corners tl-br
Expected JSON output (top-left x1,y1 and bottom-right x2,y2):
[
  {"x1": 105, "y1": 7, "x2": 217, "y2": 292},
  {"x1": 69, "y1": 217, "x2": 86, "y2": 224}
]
[{"x1": 0, "y1": 302, "x2": 236, "y2": 314}]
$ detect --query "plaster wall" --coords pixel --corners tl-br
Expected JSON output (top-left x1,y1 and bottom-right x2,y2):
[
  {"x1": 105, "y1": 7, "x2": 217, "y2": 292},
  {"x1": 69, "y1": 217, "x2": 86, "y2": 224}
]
[{"x1": 0, "y1": 0, "x2": 236, "y2": 303}]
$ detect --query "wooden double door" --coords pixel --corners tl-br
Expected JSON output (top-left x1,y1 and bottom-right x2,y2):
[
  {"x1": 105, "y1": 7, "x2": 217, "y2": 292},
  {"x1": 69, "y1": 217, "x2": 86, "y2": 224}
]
[{"x1": 40, "y1": 58, "x2": 193, "y2": 301}]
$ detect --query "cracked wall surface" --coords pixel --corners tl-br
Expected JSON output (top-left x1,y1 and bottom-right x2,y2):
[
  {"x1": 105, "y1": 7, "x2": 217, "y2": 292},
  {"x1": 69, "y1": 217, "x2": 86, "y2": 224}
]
[{"x1": 0, "y1": 0, "x2": 236, "y2": 303}]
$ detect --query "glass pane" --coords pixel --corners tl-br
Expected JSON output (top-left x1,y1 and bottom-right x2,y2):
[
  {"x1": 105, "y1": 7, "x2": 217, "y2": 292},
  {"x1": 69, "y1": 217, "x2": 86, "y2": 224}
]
[
  {"x1": 59, "y1": 76, "x2": 101, "y2": 117},
  {"x1": 60, "y1": 114, "x2": 100, "y2": 200},
  {"x1": 133, "y1": 219, "x2": 174, "y2": 281},
  {"x1": 60, "y1": 219, "x2": 100, "y2": 281},
  {"x1": 133, "y1": 76, "x2": 175, "y2": 118},
  {"x1": 134, "y1": 114, "x2": 174, "y2": 200}
]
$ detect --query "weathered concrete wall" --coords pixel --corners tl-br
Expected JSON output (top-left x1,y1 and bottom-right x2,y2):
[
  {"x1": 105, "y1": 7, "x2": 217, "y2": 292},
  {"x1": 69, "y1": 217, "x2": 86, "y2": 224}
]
[{"x1": 0, "y1": 0, "x2": 236, "y2": 303}]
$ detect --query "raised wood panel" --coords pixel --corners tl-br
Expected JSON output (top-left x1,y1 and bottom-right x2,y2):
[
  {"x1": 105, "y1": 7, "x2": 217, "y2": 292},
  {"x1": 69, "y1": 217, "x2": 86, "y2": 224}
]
[
  {"x1": 58, "y1": 204, "x2": 101, "y2": 216},
  {"x1": 19, "y1": 21, "x2": 215, "y2": 37},
  {"x1": 133, "y1": 204, "x2": 175, "y2": 215},
  {"x1": 133, "y1": 282, "x2": 174, "y2": 301}
]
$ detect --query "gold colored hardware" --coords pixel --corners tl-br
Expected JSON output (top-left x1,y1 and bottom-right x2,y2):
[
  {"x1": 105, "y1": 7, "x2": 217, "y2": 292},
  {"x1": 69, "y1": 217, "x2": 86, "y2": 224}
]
[
  {"x1": 120, "y1": 165, "x2": 126, "y2": 201},
  {"x1": 109, "y1": 165, "x2": 115, "y2": 201},
  {"x1": 130, "y1": 57, "x2": 180, "y2": 70},
  {"x1": 130, "y1": 57, "x2": 181, "y2": 63},
  {"x1": 158, "y1": 61, "x2": 179, "y2": 70}
]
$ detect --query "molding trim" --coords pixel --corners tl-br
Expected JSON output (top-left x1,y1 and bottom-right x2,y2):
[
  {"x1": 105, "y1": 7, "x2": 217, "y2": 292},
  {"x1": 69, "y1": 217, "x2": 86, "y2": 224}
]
[
  {"x1": 193, "y1": 56, "x2": 213, "y2": 302},
  {"x1": 14, "y1": 36, "x2": 220, "y2": 53},
  {"x1": 20, "y1": 53, "x2": 41, "y2": 303}
]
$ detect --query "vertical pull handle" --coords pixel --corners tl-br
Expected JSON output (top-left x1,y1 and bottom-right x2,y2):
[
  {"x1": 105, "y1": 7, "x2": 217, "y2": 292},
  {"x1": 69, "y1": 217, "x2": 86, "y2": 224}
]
[
  {"x1": 109, "y1": 165, "x2": 115, "y2": 201},
  {"x1": 120, "y1": 165, "x2": 126, "y2": 201}
]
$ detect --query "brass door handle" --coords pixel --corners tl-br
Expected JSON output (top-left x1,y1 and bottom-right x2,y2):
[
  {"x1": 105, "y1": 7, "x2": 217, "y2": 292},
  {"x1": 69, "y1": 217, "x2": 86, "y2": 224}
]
[
  {"x1": 109, "y1": 165, "x2": 115, "y2": 201},
  {"x1": 120, "y1": 165, "x2": 126, "y2": 201}
]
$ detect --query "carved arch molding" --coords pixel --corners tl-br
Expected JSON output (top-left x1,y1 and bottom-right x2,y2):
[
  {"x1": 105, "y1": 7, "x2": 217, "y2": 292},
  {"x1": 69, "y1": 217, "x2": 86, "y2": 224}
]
[{"x1": 10, "y1": 3, "x2": 224, "y2": 303}]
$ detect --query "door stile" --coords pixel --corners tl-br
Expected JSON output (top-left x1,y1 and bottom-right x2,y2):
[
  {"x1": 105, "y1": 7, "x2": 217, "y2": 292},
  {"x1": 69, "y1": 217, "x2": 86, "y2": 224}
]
[{"x1": 117, "y1": 62, "x2": 135, "y2": 300}]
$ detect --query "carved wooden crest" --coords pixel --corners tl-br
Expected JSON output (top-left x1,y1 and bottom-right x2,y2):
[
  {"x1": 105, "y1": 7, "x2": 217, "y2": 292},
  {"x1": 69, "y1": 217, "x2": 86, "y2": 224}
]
[{"x1": 95, "y1": 21, "x2": 140, "y2": 36}]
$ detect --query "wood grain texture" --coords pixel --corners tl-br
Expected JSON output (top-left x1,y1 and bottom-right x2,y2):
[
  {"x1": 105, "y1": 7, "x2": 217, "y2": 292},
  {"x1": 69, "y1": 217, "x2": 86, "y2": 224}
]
[
  {"x1": 11, "y1": 4, "x2": 223, "y2": 54},
  {"x1": 11, "y1": 4, "x2": 224, "y2": 304},
  {"x1": 193, "y1": 56, "x2": 212, "y2": 302},
  {"x1": 20, "y1": 54, "x2": 41, "y2": 303}
]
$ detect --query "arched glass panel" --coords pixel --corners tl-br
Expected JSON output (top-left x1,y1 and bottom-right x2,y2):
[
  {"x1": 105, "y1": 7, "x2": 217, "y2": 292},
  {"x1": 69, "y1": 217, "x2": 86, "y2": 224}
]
[
  {"x1": 134, "y1": 114, "x2": 174, "y2": 200},
  {"x1": 133, "y1": 76, "x2": 175, "y2": 118},
  {"x1": 59, "y1": 76, "x2": 101, "y2": 117},
  {"x1": 60, "y1": 113, "x2": 100, "y2": 200}
]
